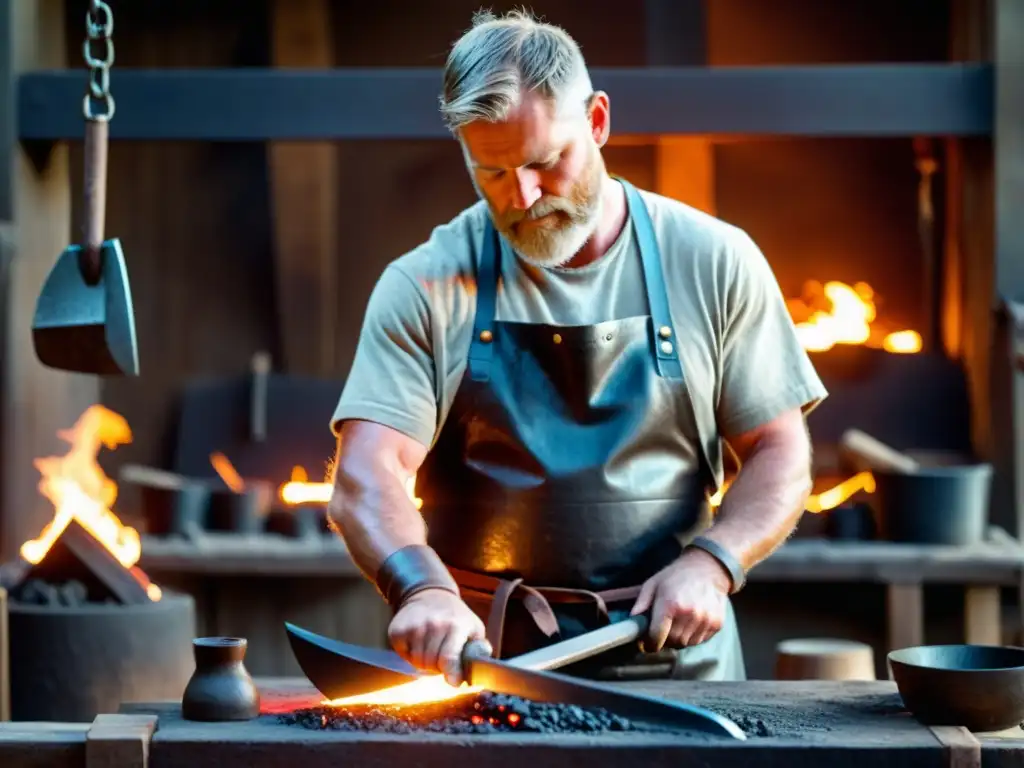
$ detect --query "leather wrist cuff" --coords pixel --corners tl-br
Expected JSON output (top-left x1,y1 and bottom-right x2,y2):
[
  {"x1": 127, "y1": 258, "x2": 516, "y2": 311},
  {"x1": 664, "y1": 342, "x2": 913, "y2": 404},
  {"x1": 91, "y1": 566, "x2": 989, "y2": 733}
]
[
  {"x1": 687, "y1": 536, "x2": 746, "y2": 595},
  {"x1": 374, "y1": 544, "x2": 460, "y2": 610}
]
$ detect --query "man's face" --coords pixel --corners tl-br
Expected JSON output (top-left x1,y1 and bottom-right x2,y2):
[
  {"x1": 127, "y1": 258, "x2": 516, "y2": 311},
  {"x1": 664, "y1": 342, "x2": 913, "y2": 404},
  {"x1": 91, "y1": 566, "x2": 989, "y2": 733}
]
[{"x1": 459, "y1": 90, "x2": 606, "y2": 268}]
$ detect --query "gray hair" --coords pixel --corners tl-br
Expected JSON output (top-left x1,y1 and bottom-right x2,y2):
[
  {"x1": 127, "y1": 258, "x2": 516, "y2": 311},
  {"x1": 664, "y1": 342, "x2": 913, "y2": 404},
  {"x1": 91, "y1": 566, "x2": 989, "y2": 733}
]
[{"x1": 439, "y1": 9, "x2": 594, "y2": 132}]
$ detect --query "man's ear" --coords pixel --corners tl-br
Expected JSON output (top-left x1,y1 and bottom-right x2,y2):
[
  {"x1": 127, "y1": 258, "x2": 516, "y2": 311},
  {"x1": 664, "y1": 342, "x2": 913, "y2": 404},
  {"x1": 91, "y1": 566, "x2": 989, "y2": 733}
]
[{"x1": 588, "y1": 91, "x2": 611, "y2": 147}]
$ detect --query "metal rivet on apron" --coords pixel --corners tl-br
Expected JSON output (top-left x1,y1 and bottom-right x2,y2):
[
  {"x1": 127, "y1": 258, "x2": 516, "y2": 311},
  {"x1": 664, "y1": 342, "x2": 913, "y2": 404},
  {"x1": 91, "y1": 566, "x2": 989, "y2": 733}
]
[
  {"x1": 605, "y1": 333, "x2": 613, "y2": 342},
  {"x1": 660, "y1": 341, "x2": 674, "y2": 355},
  {"x1": 479, "y1": 330, "x2": 493, "y2": 343},
  {"x1": 659, "y1": 326, "x2": 673, "y2": 339},
  {"x1": 553, "y1": 333, "x2": 563, "y2": 345}
]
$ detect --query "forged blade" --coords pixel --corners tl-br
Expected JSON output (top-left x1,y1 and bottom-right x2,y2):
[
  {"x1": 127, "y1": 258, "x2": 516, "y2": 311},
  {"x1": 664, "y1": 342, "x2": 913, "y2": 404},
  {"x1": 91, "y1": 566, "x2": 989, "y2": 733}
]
[
  {"x1": 467, "y1": 656, "x2": 747, "y2": 740},
  {"x1": 285, "y1": 622, "x2": 425, "y2": 700},
  {"x1": 287, "y1": 616, "x2": 648, "y2": 701}
]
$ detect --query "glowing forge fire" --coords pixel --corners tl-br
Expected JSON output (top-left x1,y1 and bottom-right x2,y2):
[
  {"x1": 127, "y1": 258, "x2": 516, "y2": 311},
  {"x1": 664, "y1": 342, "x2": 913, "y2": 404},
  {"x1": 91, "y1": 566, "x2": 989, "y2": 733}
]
[
  {"x1": 787, "y1": 280, "x2": 922, "y2": 354},
  {"x1": 19, "y1": 405, "x2": 162, "y2": 601}
]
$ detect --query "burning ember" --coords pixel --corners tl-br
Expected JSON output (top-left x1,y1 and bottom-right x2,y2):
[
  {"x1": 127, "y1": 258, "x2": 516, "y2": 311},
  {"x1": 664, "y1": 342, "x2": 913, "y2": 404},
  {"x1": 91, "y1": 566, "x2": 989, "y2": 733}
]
[
  {"x1": 324, "y1": 675, "x2": 477, "y2": 709},
  {"x1": 18, "y1": 405, "x2": 161, "y2": 602},
  {"x1": 787, "y1": 280, "x2": 922, "y2": 354},
  {"x1": 709, "y1": 470, "x2": 875, "y2": 514},
  {"x1": 279, "y1": 465, "x2": 422, "y2": 510},
  {"x1": 281, "y1": 691, "x2": 654, "y2": 734},
  {"x1": 209, "y1": 451, "x2": 245, "y2": 493}
]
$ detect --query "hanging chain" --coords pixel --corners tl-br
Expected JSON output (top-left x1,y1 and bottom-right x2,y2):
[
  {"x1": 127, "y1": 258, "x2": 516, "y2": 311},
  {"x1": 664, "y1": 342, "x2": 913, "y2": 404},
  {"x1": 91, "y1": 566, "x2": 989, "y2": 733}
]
[{"x1": 82, "y1": 0, "x2": 116, "y2": 121}]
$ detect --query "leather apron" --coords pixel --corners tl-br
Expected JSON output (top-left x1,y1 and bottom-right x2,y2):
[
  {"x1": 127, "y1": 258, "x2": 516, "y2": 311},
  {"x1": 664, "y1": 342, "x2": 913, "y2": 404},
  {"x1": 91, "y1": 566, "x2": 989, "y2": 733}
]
[{"x1": 416, "y1": 180, "x2": 745, "y2": 681}]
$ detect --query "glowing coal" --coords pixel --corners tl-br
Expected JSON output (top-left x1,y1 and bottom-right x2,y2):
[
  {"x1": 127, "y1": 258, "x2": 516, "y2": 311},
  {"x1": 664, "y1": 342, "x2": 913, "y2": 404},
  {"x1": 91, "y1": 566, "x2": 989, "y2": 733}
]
[{"x1": 279, "y1": 691, "x2": 661, "y2": 735}]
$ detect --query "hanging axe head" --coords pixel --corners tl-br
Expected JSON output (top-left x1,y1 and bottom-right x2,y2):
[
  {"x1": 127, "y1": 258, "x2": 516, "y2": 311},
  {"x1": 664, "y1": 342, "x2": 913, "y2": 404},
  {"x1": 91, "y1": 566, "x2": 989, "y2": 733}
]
[
  {"x1": 32, "y1": 238, "x2": 140, "y2": 376},
  {"x1": 31, "y1": 77, "x2": 140, "y2": 377}
]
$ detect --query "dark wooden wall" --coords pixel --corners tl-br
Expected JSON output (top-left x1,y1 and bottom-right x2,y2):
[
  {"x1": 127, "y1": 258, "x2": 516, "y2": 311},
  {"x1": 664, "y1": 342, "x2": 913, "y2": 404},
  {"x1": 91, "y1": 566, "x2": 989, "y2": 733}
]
[
  {"x1": 709, "y1": 0, "x2": 951, "y2": 336},
  {"x1": 63, "y1": 0, "x2": 276, "y2": 474},
  {"x1": 59, "y1": 0, "x2": 949, "y2": 477}
]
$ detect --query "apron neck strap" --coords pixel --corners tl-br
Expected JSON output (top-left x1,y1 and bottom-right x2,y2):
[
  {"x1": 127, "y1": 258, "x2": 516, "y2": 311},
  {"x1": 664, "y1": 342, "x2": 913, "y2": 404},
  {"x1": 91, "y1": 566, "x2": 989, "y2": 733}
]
[
  {"x1": 467, "y1": 218, "x2": 501, "y2": 382},
  {"x1": 620, "y1": 179, "x2": 683, "y2": 380}
]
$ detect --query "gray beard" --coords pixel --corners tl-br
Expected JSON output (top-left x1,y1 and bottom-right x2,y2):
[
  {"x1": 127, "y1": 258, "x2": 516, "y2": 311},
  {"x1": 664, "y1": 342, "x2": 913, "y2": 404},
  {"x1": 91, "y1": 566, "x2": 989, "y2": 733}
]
[
  {"x1": 508, "y1": 213, "x2": 601, "y2": 269},
  {"x1": 486, "y1": 186, "x2": 604, "y2": 268}
]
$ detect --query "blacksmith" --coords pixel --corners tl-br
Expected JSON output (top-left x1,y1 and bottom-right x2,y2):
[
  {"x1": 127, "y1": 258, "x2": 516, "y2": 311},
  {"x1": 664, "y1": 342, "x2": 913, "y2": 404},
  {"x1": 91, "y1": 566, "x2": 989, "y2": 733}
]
[{"x1": 328, "y1": 10, "x2": 827, "y2": 685}]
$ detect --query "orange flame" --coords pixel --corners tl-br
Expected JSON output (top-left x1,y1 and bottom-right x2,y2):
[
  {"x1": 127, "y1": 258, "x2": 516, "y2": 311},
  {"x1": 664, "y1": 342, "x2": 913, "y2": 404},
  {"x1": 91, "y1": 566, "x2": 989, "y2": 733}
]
[
  {"x1": 279, "y1": 465, "x2": 422, "y2": 510},
  {"x1": 210, "y1": 452, "x2": 245, "y2": 492},
  {"x1": 787, "y1": 280, "x2": 922, "y2": 354},
  {"x1": 709, "y1": 470, "x2": 876, "y2": 514},
  {"x1": 803, "y1": 471, "x2": 876, "y2": 513},
  {"x1": 19, "y1": 405, "x2": 162, "y2": 601}
]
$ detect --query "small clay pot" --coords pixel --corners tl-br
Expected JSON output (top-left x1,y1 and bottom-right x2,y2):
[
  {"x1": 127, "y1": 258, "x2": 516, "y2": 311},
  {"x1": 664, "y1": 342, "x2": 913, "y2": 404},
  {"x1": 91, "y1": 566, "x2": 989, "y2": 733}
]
[
  {"x1": 265, "y1": 505, "x2": 328, "y2": 539},
  {"x1": 144, "y1": 482, "x2": 209, "y2": 537},
  {"x1": 181, "y1": 637, "x2": 260, "y2": 721},
  {"x1": 205, "y1": 482, "x2": 272, "y2": 534},
  {"x1": 826, "y1": 503, "x2": 877, "y2": 540}
]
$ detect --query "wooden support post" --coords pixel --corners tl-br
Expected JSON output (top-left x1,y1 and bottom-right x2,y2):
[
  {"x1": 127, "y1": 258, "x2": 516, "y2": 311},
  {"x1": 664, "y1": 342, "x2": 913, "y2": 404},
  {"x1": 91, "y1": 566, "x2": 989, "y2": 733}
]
[
  {"x1": 993, "y1": 0, "x2": 1024, "y2": 304},
  {"x1": 86, "y1": 713, "x2": 157, "y2": 768},
  {"x1": 990, "y1": 0, "x2": 1024, "y2": 543},
  {"x1": 644, "y1": 0, "x2": 716, "y2": 215},
  {"x1": 0, "y1": 586, "x2": 7, "y2": 722},
  {"x1": 929, "y1": 725, "x2": 981, "y2": 768},
  {"x1": 962, "y1": 585, "x2": 1003, "y2": 647},
  {"x1": 267, "y1": 0, "x2": 340, "y2": 377},
  {"x1": 886, "y1": 583, "x2": 924, "y2": 653},
  {"x1": 963, "y1": 586, "x2": 1002, "y2": 645},
  {"x1": 655, "y1": 137, "x2": 716, "y2": 215},
  {"x1": 0, "y1": 0, "x2": 100, "y2": 560},
  {"x1": 0, "y1": 0, "x2": 12, "y2": 226}
]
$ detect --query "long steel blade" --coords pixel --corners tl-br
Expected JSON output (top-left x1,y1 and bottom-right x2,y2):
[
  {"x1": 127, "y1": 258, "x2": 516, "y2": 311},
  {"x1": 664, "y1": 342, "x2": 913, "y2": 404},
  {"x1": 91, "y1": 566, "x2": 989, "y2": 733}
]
[
  {"x1": 286, "y1": 616, "x2": 649, "y2": 700},
  {"x1": 285, "y1": 622, "x2": 425, "y2": 699},
  {"x1": 467, "y1": 656, "x2": 747, "y2": 740},
  {"x1": 288, "y1": 620, "x2": 744, "y2": 738}
]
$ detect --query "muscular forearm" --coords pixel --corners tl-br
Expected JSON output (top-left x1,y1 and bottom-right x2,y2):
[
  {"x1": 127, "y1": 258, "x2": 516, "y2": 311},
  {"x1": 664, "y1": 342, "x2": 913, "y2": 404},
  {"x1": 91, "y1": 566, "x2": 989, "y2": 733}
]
[
  {"x1": 328, "y1": 459, "x2": 427, "y2": 583},
  {"x1": 701, "y1": 434, "x2": 812, "y2": 572}
]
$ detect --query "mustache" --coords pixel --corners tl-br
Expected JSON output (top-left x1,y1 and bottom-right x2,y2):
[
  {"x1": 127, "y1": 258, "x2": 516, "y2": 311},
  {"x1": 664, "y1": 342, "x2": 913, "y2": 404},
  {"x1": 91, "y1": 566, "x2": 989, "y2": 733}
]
[{"x1": 502, "y1": 197, "x2": 581, "y2": 225}]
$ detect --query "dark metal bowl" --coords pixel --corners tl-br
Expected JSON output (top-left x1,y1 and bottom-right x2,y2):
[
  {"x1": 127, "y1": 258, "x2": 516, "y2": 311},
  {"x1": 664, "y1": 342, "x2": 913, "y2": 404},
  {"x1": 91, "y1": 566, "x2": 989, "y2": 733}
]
[
  {"x1": 888, "y1": 645, "x2": 1024, "y2": 732},
  {"x1": 873, "y1": 463, "x2": 992, "y2": 545}
]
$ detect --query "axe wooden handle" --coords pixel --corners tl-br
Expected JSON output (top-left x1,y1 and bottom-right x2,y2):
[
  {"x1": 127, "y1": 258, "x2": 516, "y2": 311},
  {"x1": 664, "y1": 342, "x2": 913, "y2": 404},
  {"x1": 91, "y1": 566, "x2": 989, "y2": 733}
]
[
  {"x1": 119, "y1": 463, "x2": 191, "y2": 490},
  {"x1": 83, "y1": 119, "x2": 109, "y2": 249},
  {"x1": 79, "y1": 118, "x2": 109, "y2": 284},
  {"x1": 839, "y1": 429, "x2": 919, "y2": 474},
  {"x1": 250, "y1": 351, "x2": 272, "y2": 442}
]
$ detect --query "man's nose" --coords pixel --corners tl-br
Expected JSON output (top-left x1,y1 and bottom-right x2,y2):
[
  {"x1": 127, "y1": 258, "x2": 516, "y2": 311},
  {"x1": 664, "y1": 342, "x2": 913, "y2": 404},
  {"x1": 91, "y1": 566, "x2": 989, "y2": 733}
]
[{"x1": 509, "y1": 168, "x2": 542, "y2": 211}]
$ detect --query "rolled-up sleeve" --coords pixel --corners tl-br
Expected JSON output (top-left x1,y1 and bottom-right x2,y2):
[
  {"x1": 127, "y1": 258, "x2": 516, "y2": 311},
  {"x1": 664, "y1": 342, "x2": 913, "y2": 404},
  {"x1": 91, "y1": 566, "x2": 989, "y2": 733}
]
[
  {"x1": 717, "y1": 232, "x2": 828, "y2": 438},
  {"x1": 331, "y1": 264, "x2": 438, "y2": 450}
]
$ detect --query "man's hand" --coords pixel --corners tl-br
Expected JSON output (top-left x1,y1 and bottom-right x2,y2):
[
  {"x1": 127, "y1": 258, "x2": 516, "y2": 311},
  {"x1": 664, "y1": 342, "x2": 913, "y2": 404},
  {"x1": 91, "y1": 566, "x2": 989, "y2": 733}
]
[
  {"x1": 629, "y1": 549, "x2": 732, "y2": 652},
  {"x1": 388, "y1": 588, "x2": 491, "y2": 687}
]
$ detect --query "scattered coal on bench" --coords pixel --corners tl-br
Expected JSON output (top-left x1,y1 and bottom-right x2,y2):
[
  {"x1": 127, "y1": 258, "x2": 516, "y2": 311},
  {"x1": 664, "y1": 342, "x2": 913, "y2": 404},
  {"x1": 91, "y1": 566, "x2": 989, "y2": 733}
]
[{"x1": 280, "y1": 691, "x2": 662, "y2": 735}]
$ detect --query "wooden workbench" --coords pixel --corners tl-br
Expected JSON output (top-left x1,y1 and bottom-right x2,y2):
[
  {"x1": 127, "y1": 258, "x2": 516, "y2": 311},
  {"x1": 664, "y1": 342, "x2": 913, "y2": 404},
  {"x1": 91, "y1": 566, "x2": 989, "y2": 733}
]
[
  {"x1": 754, "y1": 526, "x2": 1024, "y2": 651},
  {"x1": 3, "y1": 679, "x2": 1021, "y2": 768}
]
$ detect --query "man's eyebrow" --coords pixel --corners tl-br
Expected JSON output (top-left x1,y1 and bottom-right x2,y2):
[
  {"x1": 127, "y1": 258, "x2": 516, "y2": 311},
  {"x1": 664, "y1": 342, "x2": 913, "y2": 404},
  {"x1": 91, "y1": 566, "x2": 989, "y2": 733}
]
[{"x1": 473, "y1": 150, "x2": 560, "y2": 172}]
